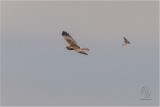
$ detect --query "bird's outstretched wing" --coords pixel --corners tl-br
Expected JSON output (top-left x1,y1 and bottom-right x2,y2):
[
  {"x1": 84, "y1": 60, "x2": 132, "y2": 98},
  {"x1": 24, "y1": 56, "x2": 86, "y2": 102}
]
[
  {"x1": 75, "y1": 49, "x2": 88, "y2": 55},
  {"x1": 62, "y1": 31, "x2": 77, "y2": 46},
  {"x1": 123, "y1": 37, "x2": 128, "y2": 41}
]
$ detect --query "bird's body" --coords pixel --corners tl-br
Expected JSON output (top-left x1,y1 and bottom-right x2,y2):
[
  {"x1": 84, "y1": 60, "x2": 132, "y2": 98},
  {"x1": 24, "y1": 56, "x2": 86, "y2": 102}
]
[
  {"x1": 122, "y1": 37, "x2": 130, "y2": 46},
  {"x1": 62, "y1": 31, "x2": 89, "y2": 55}
]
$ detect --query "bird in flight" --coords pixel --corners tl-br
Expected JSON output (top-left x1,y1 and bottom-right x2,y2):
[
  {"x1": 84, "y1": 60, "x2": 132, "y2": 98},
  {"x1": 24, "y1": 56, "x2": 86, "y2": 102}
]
[
  {"x1": 62, "y1": 31, "x2": 89, "y2": 55},
  {"x1": 122, "y1": 37, "x2": 130, "y2": 46}
]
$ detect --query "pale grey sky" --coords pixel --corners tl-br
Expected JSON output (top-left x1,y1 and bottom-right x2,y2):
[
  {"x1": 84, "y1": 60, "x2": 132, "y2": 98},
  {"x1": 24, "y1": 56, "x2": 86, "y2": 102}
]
[{"x1": 1, "y1": 1, "x2": 159, "y2": 106}]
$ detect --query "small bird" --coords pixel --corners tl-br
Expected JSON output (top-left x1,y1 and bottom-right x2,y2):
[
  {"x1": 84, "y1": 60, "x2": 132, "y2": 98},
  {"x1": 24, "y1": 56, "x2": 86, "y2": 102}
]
[
  {"x1": 122, "y1": 37, "x2": 130, "y2": 46},
  {"x1": 62, "y1": 31, "x2": 89, "y2": 55}
]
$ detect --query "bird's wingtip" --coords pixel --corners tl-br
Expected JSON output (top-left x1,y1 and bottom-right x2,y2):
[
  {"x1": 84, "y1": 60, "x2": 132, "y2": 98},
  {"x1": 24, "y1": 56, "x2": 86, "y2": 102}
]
[{"x1": 62, "y1": 31, "x2": 68, "y2": 35}]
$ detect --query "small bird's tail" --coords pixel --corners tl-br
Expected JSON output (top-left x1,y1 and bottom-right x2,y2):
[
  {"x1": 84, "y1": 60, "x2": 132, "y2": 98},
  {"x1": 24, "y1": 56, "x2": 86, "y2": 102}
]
[
  {"x1": 122, "y1": 43, "x2": 126, "y2": 46},
  {"x1": 75, "y1": 49, "x2": 88, "y2": 55},
  {"x1": 80, "y1": 47, "x2": 89, "y2": 51}
]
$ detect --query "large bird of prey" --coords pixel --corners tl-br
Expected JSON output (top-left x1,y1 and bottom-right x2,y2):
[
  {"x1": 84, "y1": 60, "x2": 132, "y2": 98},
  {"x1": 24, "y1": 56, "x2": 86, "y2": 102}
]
[
  {"x1": 122, "y1": 37, "x2": 130, "y2": 46},
  {"x1": 62, "y1": 31, "x2": 89, "y2": 55}
]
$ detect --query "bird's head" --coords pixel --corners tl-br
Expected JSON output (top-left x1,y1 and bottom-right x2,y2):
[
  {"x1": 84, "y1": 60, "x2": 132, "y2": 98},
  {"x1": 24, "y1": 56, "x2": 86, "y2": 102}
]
[{"x1": 66, "y1": 46, "x2": 74, "y2": 50}]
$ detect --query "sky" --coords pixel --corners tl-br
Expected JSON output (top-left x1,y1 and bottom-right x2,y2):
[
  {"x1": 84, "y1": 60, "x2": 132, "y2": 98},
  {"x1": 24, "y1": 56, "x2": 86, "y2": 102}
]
[{"x1": 1, "y1": 1, "x2": 159, "y2": 106}]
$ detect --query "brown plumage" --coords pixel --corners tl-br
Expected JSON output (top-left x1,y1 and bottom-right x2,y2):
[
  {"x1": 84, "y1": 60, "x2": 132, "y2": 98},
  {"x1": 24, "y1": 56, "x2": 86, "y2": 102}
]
[
  {"x1": 122, "y1": 37, "x2": 130, "y2": 46},
  {"x1": 62, "y1": 31, "x2": 89, "y2": 55}
]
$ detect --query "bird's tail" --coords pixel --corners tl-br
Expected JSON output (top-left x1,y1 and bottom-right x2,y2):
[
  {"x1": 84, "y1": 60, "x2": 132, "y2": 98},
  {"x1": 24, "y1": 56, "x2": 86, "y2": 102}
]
[
  {"x1": 75, "y1": 49, "x2": 88, "y2": 55},
  {"x1": 122, "y1": 43, "x2": 126, "y2": 46},
  {"x1": 80, "y1": 47, "x2": 89, "y2": 51}
]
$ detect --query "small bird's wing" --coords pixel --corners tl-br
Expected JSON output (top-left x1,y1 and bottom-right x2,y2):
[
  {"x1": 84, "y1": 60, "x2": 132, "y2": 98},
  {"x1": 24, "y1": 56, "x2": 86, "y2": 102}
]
[
  {"x1": 62, "y1": 31, "x2": 77, "y2": 46},
  {"x1": 75, "y1": 49, "x2": 88, "y2": 55},
  {"x1": 123, "y1": 37, "x2": 128, "y2": 41}
]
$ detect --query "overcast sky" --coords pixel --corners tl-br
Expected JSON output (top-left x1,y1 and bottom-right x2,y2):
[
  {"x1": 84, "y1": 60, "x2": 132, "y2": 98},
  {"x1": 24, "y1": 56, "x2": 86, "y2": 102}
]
[{"x1": 1, "y1": 1, "x2": 159, "y2": 106}]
